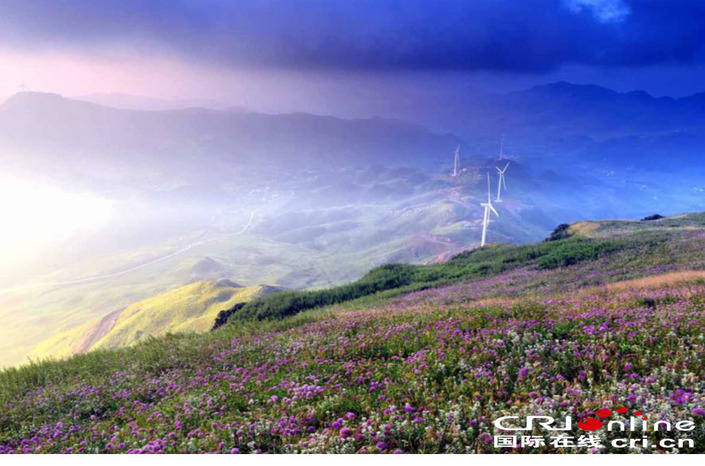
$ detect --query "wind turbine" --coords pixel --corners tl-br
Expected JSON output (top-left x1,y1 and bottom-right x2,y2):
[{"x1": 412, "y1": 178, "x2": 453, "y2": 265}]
[
  {"x1": 452, "y1": 145, "x2": 460, "y2": 177},
  {"x1": 480, "y1": 172, "x2": 499, "y2": 247},
  {"x1": 495, "y1": 162, "x2": 510, "y2": 202}
]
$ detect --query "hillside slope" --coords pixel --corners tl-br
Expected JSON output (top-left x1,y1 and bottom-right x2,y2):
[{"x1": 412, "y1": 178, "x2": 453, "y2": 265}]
[
  {"x1": 218, "y1": 212, "x2": 705, "y2": 324},
  {"x1": 2, "y1": 213, "x2": 705, "y2": 453},
  {"x1": 30, "y1": 279, "x2": 278, "y2": 360}
]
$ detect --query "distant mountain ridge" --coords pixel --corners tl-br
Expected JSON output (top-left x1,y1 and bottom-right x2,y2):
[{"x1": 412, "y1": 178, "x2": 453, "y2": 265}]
[
  {"x1": 0, "y1": 92, "x2": 461, "y2": 185},
  {"x1": 481, "y1": 81, "x2": 705, "y2": 135},
  {"x1": 77, "y1": 92, "x2": 235, "y2": 112},
  {"x1": 7, "y1": 82, "x2": 705, "y2": 175}
]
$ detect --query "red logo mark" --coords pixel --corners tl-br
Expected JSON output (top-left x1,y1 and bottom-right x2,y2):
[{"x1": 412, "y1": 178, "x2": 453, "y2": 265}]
[
  {"x1": 577, "y1": 418, "x2": 603, "y2": 431},
  {"x1": 596, "y1": 408, "x2": 612, "y2": 418}
]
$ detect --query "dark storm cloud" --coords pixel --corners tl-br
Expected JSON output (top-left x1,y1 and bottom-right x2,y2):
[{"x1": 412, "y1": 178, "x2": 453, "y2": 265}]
[{"x1": 1, "y1": 0, "x2": 704, "y2": 73}]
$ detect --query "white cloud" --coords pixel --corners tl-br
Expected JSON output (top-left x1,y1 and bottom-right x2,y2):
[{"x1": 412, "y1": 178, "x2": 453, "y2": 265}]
[{"x1": 565, "y1": 0, "x2": 631, "y2": 24}]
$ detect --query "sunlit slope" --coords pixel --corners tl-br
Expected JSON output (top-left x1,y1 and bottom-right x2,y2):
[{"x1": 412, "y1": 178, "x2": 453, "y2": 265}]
[
  {"x1": 567, "y1": 212, "x2": 705, "y2": 239},
  {"x1": 92, "y1": 279, "x2": 276, "y2": 349},
  {"x1": 31, "y1": 279, "x2": 277, "y2": 359}
]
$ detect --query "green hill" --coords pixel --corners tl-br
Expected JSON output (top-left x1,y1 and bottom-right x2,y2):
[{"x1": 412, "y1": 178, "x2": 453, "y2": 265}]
[
  {"x1": 2, "y1": 213, "x2": 705, "y2": 453},
  {"x1": 30, "y1": 279, "x2": 278, "y2": 360},
  {"x1": 219, "y1": 212, "x2": 705, "y2": 324}
]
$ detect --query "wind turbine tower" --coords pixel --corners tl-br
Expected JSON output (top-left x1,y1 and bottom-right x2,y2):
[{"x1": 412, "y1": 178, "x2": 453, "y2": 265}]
[
  {"x1": 452, "y1": 145, "x2": 460, "y2": 177},
  {"x1": 480, "y1": 172, "x2": 499, "y2": 247},
  {"x1": 495, "y1": 162, "x2": 510, "y2": 202}
]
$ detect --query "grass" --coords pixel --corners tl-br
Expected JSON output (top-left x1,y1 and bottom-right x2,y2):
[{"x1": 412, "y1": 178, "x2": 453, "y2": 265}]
[
  {"x1": 91, "y1": 280, "x2": 269, "y2": 349},
  {"x1": 2, "y1": 262, "x2": 705, "y2": 452},
  {"x1": 0, "y1": 309, "x2": 330, "y2": 406},
  {"x1": 223, "y1": 212, "x2": 705, "y2": 327},
  {"x1": 31, "y1": 280, "x2": 273, "y2": 361},
  {"x1": 225, "y1": 232, "x2": 669, "y2": 323},
  {"x1": 2, "y1": 213, "x2": 705, "y2": 453}
]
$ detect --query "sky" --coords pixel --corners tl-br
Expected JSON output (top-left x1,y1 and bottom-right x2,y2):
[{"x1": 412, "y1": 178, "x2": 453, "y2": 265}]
[{"x1": 2, "y1": 0, "x2": 705, "y2": 115}]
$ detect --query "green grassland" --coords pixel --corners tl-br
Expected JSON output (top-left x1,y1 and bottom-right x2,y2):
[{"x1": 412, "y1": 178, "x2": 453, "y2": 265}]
[
  {"x1": 224, "y1": 212, "x2": 705, "y2": 323},
  {"x1": 30, "y1": 280, "x2": 276, "y2": 361},
  {"x1": 1, "y1": 213, "x2": 705, "y2": 453}
]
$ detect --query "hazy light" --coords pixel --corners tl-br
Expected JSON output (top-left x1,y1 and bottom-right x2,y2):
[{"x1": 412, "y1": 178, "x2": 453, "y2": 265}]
[{"x1": 0, "y1": 176, "x2": 114, "y2": 260}]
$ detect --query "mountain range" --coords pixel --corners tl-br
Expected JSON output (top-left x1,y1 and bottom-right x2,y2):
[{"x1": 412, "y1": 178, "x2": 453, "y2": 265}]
[
  {"x1": 406, "y1": 81, "x2": 705, "y2": 139},
  {"x1": 0, "y1": 92, "x2": 459, "y2": 193},
  {"x1": 6, "y1": 82, "x2": 705, "y2": 183},
  {"x1": 2, "y1": 82, "x2": 705, "y2": 367},
  {"x1": 77, "y1": 92, "x2": 235, "y2": 112}
]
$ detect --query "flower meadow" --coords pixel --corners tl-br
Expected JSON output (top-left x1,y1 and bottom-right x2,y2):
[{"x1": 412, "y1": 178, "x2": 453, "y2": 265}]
[
  {"x1": 1, "y1": 263, "x2": 705, "y2": 454},
  {"x1": 4, "y1": 220, "x2": 705, "y2": 454}
]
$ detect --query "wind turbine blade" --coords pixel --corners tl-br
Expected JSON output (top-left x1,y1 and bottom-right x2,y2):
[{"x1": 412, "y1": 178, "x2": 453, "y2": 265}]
[
  {"x1": 502, "y1": 175, "x2": 507, "y2": 189},
  {"x1": 490, "y1": 204, "x2": 499, "y2": 217},
  {"x1": 504, "y1": 162, "x2": 510, "y2": 171}
]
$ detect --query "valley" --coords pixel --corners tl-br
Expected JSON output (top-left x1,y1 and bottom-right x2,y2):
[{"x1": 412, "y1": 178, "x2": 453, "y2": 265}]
[{"x1": 2, "y1": 85, "x2": 705, "y2": 368}]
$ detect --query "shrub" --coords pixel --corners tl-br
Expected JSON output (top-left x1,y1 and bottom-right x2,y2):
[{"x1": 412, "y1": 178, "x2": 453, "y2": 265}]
[
  {"x1": 545, "y1": 223, "x2": 571, "y2": 241},
  {"x1": 641, "y1": 214, "x2": 664, "y2": 221},
  {"x1": 219, "y1": 234, "x2": 654, "y2": 326},
  {"x1": 537, "y1": 239, "x2": 622, "y2": 269},
  {"x1": 234, "y1": 264, "x2": 417, "y2": 321}
]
